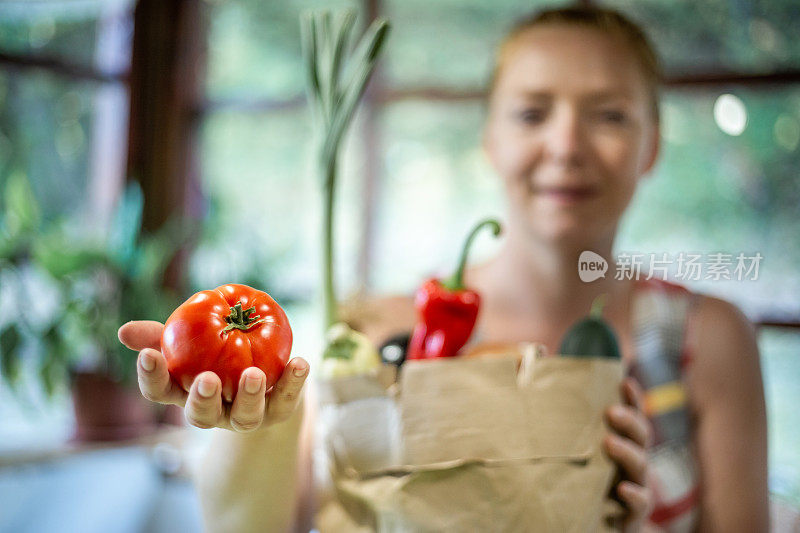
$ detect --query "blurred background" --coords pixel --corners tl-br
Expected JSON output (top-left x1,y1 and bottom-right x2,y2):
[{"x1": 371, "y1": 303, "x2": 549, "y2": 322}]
[{"x1": 0, "y1": 0, "x2": 798, "y2": 531}]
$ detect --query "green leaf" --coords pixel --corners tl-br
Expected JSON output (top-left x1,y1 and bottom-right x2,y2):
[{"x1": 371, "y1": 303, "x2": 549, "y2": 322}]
[
  {"x1": 108, "y1": 182, "x2": 144, "y2": 269},
  {"x1": 0, "y1": 324, "x2": 22, "y2": 388},
  {"x1": 340, "y1": 17, "x2": 390, "y2": 95},
  {"x1": 39, "y1": 358, "x2": 59, "y2": 399},
  {"x1": 301, "y1": 10, "x2": 357, "y2": 127},
  {"x1": 3, "y1": 172, "x2": 41, "y2": 236},
  {"x1": 322, "y1": 18, "x2": 390, "y2": 164},
  {"x1": 322, "y1": 337, "x2": 359, "y2": 361},
  {"x1": 330, "y1": 11, "x2": 357, "y2": 102},
  {"x1": 39, "y1": 328, "x2": 65, "y2": 400},
  {"x1": 300, "y1": 12, "x2": 322, "y2": 115},
  {"x1": 314, "y1": 11, "x2": 334, "y2": 122},
  {"x1": 318, "y1": 11, "x2": 333, "y2": 102},
  {"x1": 0, "y1": 232, "x2": 19, "y2": 262},
  {"x1": 134, "y1": 237, "x2": 171, "y2": 288},
  {"x1": 32, "y1": 229, "x2": 107, "y2": 278},
  {"x1": 131, "y1": 216, "x2": 188, "y2": 288}
]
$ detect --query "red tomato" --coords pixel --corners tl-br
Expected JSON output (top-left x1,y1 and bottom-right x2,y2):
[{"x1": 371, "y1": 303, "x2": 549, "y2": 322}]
[{"x1": 161, "y1": 284, "x2": 293, "y2": 402}]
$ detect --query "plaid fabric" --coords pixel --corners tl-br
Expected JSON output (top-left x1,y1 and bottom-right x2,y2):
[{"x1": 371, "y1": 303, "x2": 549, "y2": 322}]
[{"x1": 629, "y1": 279, "x2": 702, "y2": 532}]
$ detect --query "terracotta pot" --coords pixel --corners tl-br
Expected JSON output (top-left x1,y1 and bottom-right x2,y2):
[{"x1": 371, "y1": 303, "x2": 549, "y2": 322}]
[{"x1": 70, "y1": 371, "x2": 159, "y2": 442}]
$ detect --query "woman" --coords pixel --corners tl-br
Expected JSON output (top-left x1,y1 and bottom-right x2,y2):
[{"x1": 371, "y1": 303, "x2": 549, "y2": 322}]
[{"x1": 118, "y1": 6, "x2": 768, "y2": 532}]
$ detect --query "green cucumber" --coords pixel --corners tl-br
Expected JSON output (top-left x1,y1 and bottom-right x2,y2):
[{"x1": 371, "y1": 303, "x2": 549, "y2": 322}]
[{"x1": 559, "y1": 294, "x2": 621, "y2": 359}]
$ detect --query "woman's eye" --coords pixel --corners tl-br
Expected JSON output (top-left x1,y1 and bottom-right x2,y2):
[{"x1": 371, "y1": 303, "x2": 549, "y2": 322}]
[
  {"x1": 516, "y1": 108, "x2": 546, "y2": 125},
  {"x1": 598, "y1": 109, "x2": 627, "y2": 123}
]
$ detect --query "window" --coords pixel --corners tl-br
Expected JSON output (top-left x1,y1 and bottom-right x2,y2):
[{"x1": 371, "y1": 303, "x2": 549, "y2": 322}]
[
  {"x1": 600, "y1": 0, "x2": 800, "y2": 77},
  {"x1": 0, "y1": 1, "x2": 131, "y2": 226},
  {"x1": 0, "y1": 0, "x2": 133, "y2": 450},
  {"x1": 618, "y1": 88, "x2": 800, "y2": 317}
]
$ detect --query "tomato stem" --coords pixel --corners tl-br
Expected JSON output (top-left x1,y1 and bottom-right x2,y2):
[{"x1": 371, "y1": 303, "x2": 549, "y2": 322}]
[{"x1": 223, "y1": 301, "x2": 267, "y2": 333}]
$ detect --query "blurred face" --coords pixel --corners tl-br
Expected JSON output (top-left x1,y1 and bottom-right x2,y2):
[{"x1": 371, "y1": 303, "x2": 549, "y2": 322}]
[{"x1": 484, "y1": 25, "x2": 659, "y2": 246}]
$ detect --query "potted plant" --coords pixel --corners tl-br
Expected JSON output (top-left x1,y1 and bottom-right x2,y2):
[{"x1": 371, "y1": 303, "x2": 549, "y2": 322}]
[{"x1": 0, "y1": 175, "x2": 184, "y2": 441}]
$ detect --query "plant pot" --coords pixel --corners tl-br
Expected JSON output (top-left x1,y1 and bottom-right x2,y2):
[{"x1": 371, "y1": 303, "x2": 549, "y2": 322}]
[{"x1": 70, "y1": 370, "x2": 159, "y2": 442}]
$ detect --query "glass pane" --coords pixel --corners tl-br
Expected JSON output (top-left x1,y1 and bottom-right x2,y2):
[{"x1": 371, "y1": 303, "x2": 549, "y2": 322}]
[
  {"x1": 758, "y1": 328, "x2": 800, "y2": 506},
  {"x1": 205, "y1": 0, "x2": 360, "y2": 102},
  {"x1": 196, "y1": 106, "x2": 366, "y2": 307},
  {"x1": 0, "y1": 0, "x2": 132, "y2": 73},
  {"x1": 600, "y1": 0, "x2": 800, "y2": 77},
  {"x1": 382, "y1": 0, "x2": 572, "y2": 90},
  {"x1": 616, "y1": 87, "x2": 800, "y2": 318},
  {"x1": 372, "y1": 91, "x2": 798, "y2": 316},
  {"x1": 372, "y1": 100, "x2": 504, "y2": 292},
  {"x1": 0, "y1": 70, "x2": 128, "y2": 224}
]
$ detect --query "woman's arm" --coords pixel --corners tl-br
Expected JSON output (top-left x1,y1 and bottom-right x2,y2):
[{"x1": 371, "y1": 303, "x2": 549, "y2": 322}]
[
  {"x1": 195, "y1": 398, "x2": 306, "y2": 533},
  {"x1": 118, "y1": 321, "x2": 311, "y2": 533},
  {"x1": 686, "y1": 296, "x2": 769, "y2": 531}
]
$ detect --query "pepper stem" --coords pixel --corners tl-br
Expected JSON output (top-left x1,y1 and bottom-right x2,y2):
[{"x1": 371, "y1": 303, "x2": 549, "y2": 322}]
[
  {"x1": 589, "y1": 294, "x2": 607, "y2": 319},
  {"x1": 223, "y1": 301, "x2": 267, "y2": 333},
  {"x1": 441, "y1": 218, "x2": 502, "y2": 291}
]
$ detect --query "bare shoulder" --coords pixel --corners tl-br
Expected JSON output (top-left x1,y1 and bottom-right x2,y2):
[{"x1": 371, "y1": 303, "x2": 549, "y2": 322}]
[
  {"x1": 683, "y1": 296, "x2": 768, "y2": 530},
  {"x1": 685, "y1": 294, "x2": 762, "y2": 408},
  {"x1": 691, "y1": 295, "x2": 757, "y2": 347},
  {"x1": 339, "y1": 293, "x2": 416, "y2": 346}
]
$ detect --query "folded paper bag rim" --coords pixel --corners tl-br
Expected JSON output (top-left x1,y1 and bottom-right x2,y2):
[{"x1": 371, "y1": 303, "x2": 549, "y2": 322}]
[
  {"x1": 315, "y1": 346, "x2": 626, "y2": 532},
  {"x1": 318, "y1": 348, "x2": 623, "y2": 472}
]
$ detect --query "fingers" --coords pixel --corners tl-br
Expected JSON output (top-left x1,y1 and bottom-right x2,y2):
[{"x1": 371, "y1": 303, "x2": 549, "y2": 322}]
[
  {"x1": 119, "y1": 321, "x2": 165, "y2": 351},
  {"x1": 607, "y1": 376, "x2": 652, "y2": 524},
  {"x1": 608, "y1": 377, "x2": 652, "y2": 448},
  {"x1": 618, "y1": 480, "x2": 653, "y2": 529},
  {"x1": 184, "y1": 372, "x2": 223, "y2": 429},
  {"x1": 604, "y1": 433, "x2": 648, "y2": 485},
  {"x1": 229, "y1": 368, "x2": 267, "y2": 433},
  {"x1": 137, "y1": 348, "x2": 187, "y2": 406},
  {"x1": 606, "y1": 404, "x2": 652, "y2": 448},
  {"x1": 265, "y1": 358, "x2": 310, "y2": 423},
  {"x1": 621, "y1": 377, "x2": 645, "y2": 412}
]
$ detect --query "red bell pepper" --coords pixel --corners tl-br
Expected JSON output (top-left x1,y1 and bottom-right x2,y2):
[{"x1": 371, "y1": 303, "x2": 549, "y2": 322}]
[{"x1": 407, "y1": 218, "x2": 502, "y2": 360}]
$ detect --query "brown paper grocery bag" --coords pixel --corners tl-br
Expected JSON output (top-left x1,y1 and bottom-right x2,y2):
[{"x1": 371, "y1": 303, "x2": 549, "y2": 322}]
[{"x1": 315, "y1": 344, "x2": 625, "y2": 532}]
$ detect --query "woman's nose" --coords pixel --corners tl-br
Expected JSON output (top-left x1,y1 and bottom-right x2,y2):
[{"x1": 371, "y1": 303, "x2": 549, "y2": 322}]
[{"x1": 544, "y1": 107, "x2": 586, "y2": 167}]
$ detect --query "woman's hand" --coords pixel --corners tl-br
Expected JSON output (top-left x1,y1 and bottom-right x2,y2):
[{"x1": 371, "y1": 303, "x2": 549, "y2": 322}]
[
  {"x1": 604, "y1": 377, "x2": 654, "y2": 532},
  {"x1": 118, "y1": 320, "x2": 310, "y2": 433}
]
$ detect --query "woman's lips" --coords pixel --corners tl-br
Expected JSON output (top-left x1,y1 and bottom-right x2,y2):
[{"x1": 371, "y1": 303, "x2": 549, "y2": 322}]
[{"x1": 535, "y1": 187, "x2": 599, "y2": 205}]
